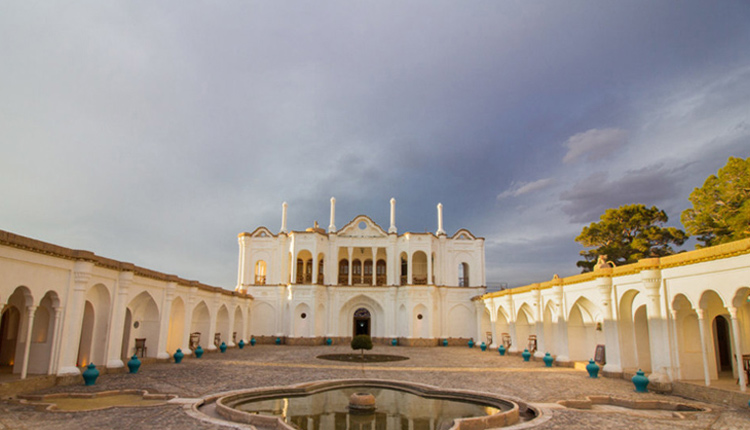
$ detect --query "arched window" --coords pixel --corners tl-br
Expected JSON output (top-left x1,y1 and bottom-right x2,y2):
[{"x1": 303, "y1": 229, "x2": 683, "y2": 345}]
[
  {"x1": 376, "y1": 260, "x2": 386, "y2": 286},
  {"x1": 352, "y1": 259, "x2": 362, "y2": 284},
  {"x1": 458, "y1": 262, "x2": 470, "y2": 287},
  {"x1": 296, "y1": 259, "x2": 304, "y2": 284},
  {"x1": 400, "y1": 254, "x2": 408, "y2": 285},
  {"x1": 317, "y1": 258, "x2": 324, "y2": 285},
  {"x1": 363, "y1": 259, "x2": 373, "y2": 284},
  {"x1": 255, "y1": 261, "x2": 266, "y2": 285},
  {"x1": 339, "y1": 259, "x2": 349, "y2": 285}
]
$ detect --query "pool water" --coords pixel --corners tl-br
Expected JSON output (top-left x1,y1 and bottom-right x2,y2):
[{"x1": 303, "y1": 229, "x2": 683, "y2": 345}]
[{"x1": 233, "y1": 386, "x2": 502, "y2": 430}]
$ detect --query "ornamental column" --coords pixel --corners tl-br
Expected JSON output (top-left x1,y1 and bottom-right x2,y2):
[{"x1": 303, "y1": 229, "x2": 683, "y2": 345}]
[
  {"x1": 371, "y1": 247, "x2": 378, "y2": 286},
  {"x1": 642, "y1": 266, "x2": 672, "y2": 384},
  {"x1": 348, "y1": 247, "x2": 353, "y2": 286},
  {"x1": 181, "y1": 289, "x2": 197, "y2": 355},
  {"x1": 105, "y1": 270, "x2": 133, "y2": 368},
  {"x1": 156, "y1": 282, "x2": 177, "y2": 359},
  {"x1": 596, "y1": 270, "x2": 622, "y2": 374},
  {"x1": 280, "y1": 202, "x2": 288, "y2": 234},
  {"x1": 552, "y1": 283, "x2": 570, "y2": 363},
  {"x1": 696, "y1": 308, "x2": 711, "y2": 386},
  {"x1": 206, "y1": 295, "x2": 219, "y2": 350},
  {"x1": 19, "y1": 305, "x2": 37, "y2": 379},
  {"x1": 728, "y1": 306, "x2": 747, "y2": 390},
  {"x1": 436, "y1": 203, "x2": 446, "y2": 236},
  {"x1": 389, "y1": 198, "x2": 397, "y2": 234},
  {"x1": 532, "y1": 289, "x2": 545, "y2": 358},
  {"x1": 57, "y1": 260, "x2": 93, "y2": 375},
  {"x1": 47, "y1": 305, "x2": 64, "y2": 375},
  {"x1": 227, "y1": 298, "x2": 237, "y2": 346},
  {"x1": 329, "y1": 197, "x2": 336, "y2": 233},
  {"x1": 489, "y1": 298, "x2": 499, "y2": 349}
]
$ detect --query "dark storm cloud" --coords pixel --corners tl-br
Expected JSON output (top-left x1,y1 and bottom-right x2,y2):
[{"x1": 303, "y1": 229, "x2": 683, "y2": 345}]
[
  {"x1": 559, "y1": 164, "x2": 686, "y2": 223},
  {"x1": 1, "y1": 1, "x2": 749, "y2": 288}
]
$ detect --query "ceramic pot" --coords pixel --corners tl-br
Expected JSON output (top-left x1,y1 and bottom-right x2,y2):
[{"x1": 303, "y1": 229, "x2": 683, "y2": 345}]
[{"x1": 127, "y1": 355, "x2": 141, "y2": 374}]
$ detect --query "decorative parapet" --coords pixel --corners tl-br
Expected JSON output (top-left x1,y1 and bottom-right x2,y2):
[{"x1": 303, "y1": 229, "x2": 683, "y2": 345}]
[
  {"x1": 482, "y1": 237, "x2": 750, "y2": 300},
  {"x1": 0, "y1": 229, "x2": 252, "y2": 300}
]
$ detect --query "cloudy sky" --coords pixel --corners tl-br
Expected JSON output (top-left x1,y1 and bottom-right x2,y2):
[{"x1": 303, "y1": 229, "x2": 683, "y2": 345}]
[{"x1": 2, "y1": 1, "x2": 749, "y2": 290}]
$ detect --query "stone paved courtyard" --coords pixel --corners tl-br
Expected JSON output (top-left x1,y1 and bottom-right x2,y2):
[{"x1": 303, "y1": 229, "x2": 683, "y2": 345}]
[{"x1": 1, "y1": 345, "x2": 749, "y2": 429}]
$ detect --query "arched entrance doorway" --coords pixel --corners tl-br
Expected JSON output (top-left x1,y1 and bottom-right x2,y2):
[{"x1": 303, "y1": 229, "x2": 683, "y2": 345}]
[
  {"x1": 712, "y1": 315, "x2": 732, "y2": 373},
  {"x1": 353, "y1": 308, "x2": 371, "y2": 336}
]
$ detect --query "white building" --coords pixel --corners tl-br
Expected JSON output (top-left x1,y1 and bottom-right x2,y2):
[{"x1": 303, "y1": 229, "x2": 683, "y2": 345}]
[
  {"x1": 2, "y1": 198, "x2": 749, "y2": 395},
  {"x1": 235, "y1": 198, "x2": 486, "y2": 345},
  {"x1": 0, "y1": 230, "x2": 253, "y2": 378},
  {"x1": 480, "y1": 239, "x2": 750, "y2": 391}
]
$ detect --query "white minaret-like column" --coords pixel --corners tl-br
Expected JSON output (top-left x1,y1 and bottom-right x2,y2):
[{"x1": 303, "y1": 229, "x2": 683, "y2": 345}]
[
  {"x1": 389, "y1": 198, "x2": 397, "y2": 233},
  {"x1": 280, "y1": 202, "x2": 288, "y2": 234},
  {"x1": 329, "y1": 197, "x2": 336, "y2": 232},
  {"x1": 436, "y1": 203, "x2": 446, "y2": 236}
]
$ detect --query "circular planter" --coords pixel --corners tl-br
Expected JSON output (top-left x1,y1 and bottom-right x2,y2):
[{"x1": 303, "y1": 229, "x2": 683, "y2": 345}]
[
  {"x1": 127, "y1": 355, "x2": 141, "y2": 374},
  {"x1": 194, "y1": 345, "x2": 204, "y2": 358},
  {"x1": 543, "y1": 353, "x2": 554, "y2": 367},
  {"x1": 82, "y1": 363, "x2": 99, "y2": 386},
  {"x1": 174, "y1": 349, "x2": 184, "y2": 364},
  {"x1": 586, "y1": 359, "x2": 600, "y2": 378}
]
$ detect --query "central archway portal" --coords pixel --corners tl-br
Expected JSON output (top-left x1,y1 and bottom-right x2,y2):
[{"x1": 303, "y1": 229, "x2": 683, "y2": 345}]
[{"x1": 353, "y1": 308, "x2": 371, "y2": 336}]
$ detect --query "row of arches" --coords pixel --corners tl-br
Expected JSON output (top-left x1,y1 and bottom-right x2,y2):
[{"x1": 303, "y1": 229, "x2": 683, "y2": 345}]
[
  {"x1": 0, "y1": 284, "x2": 250, "y2": 378},
  {"x1": 254, "y1": 251, "x2": 471, "y2": 287},
  {"x1": 482, "y1": 285, "x2": 750, "y2": 386}
]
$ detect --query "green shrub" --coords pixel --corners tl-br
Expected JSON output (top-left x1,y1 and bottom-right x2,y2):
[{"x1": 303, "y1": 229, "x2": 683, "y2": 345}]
[{"x1": 351, "y1": 334, "x2": 373, "y2": 357}]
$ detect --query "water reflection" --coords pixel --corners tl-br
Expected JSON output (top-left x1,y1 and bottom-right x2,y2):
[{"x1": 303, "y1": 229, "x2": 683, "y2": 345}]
[{"x1": 234, "y1": 386, "x2": 501, "y2": 430}]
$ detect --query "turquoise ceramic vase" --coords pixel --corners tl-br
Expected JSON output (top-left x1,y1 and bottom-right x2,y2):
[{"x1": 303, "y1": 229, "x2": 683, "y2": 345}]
[
  {"x1": 82, "y1": 363, "x2": 99, "y2": 386},
  {"x1": 127, "y1": 355, "x2": 141, "y2": 374},
  {"x1": 194, "y1": 345, "x2": 204, "y2": 358},
  {"x1": 238, "y1": 339, "x2": 245, "y2": 349},
  {"x1": 442, "y1": 339, "x2": 448, "y2": 347},
  {"x1": 586, "y1": 359, "x2": 600, "y2": 378},
  {"x1": 522, "y1": 349, "x2": 531, "y2": 362},
  {"x1": 632, "y1": 369, "x2": 649, "y2": 392},
  {"x1": 468, "y1": 339, "x2": 475, "y2": 348},
  {"x1": 543, "y1": 352, "x2": 554, "y2": 367},
  {"x1": 250, "y1": 337, "x2": 256, "y2": 346},
  {"x1": 174, "y1": 348, "x2": 184, "y2": 363},
  {"x1": 498, "y1": 345, "x2": 506, "y2": 356},
  {"x1": 391, "y1": 338, "x2": 398, "y2": 346},
  {"x1": 220, "y1": 342, "x2": 227, "y2": 353}
]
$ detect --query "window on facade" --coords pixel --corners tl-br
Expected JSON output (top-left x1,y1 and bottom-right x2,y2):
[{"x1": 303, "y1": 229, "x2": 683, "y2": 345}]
[
  {"x1": 458, "y1": 262, "x2": 469, "y2": 287},
  {"x1": 255, "y1": 260, "x2": 267, "y2": 285}
]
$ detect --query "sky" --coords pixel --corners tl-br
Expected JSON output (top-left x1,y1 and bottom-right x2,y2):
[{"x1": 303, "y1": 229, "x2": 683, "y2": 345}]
[{"x1": 1, "y1": 1, "x2": 749, "y2": 290}]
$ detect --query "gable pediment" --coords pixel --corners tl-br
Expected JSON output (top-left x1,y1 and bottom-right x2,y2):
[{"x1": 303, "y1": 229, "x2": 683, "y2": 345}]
[
  {"x1": 250, "y1": 227, "x2": 275, "y2": 238},
  {"x1": 338, "y1": 215, "x2": 388, "y2": 238},
  {"x1": 451, "y1": 229, "x2": 476, "y2": 240}
]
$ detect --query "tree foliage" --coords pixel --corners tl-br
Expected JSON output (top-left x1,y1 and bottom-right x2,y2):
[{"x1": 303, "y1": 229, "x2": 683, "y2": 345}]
[
  {"x1": 576, "y1": 204, "x2": 687, "y2": 272},
  {"x1": 681, "y1": 157, "x2": 750, "y2": 248},
  {"x1": 351, "y1": 334, "x2": 373, "y2": 358}
]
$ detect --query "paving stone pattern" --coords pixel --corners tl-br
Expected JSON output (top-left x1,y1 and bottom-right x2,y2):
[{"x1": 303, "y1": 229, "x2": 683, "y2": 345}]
[{"x1": 1, "y1": 345, "x2": 749, "y2": 429}]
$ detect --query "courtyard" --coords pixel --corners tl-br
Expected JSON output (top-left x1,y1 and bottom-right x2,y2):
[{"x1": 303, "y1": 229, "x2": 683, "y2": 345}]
[{"x1": 1, "y1": 345, "x2": 749, "y2": 429}]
